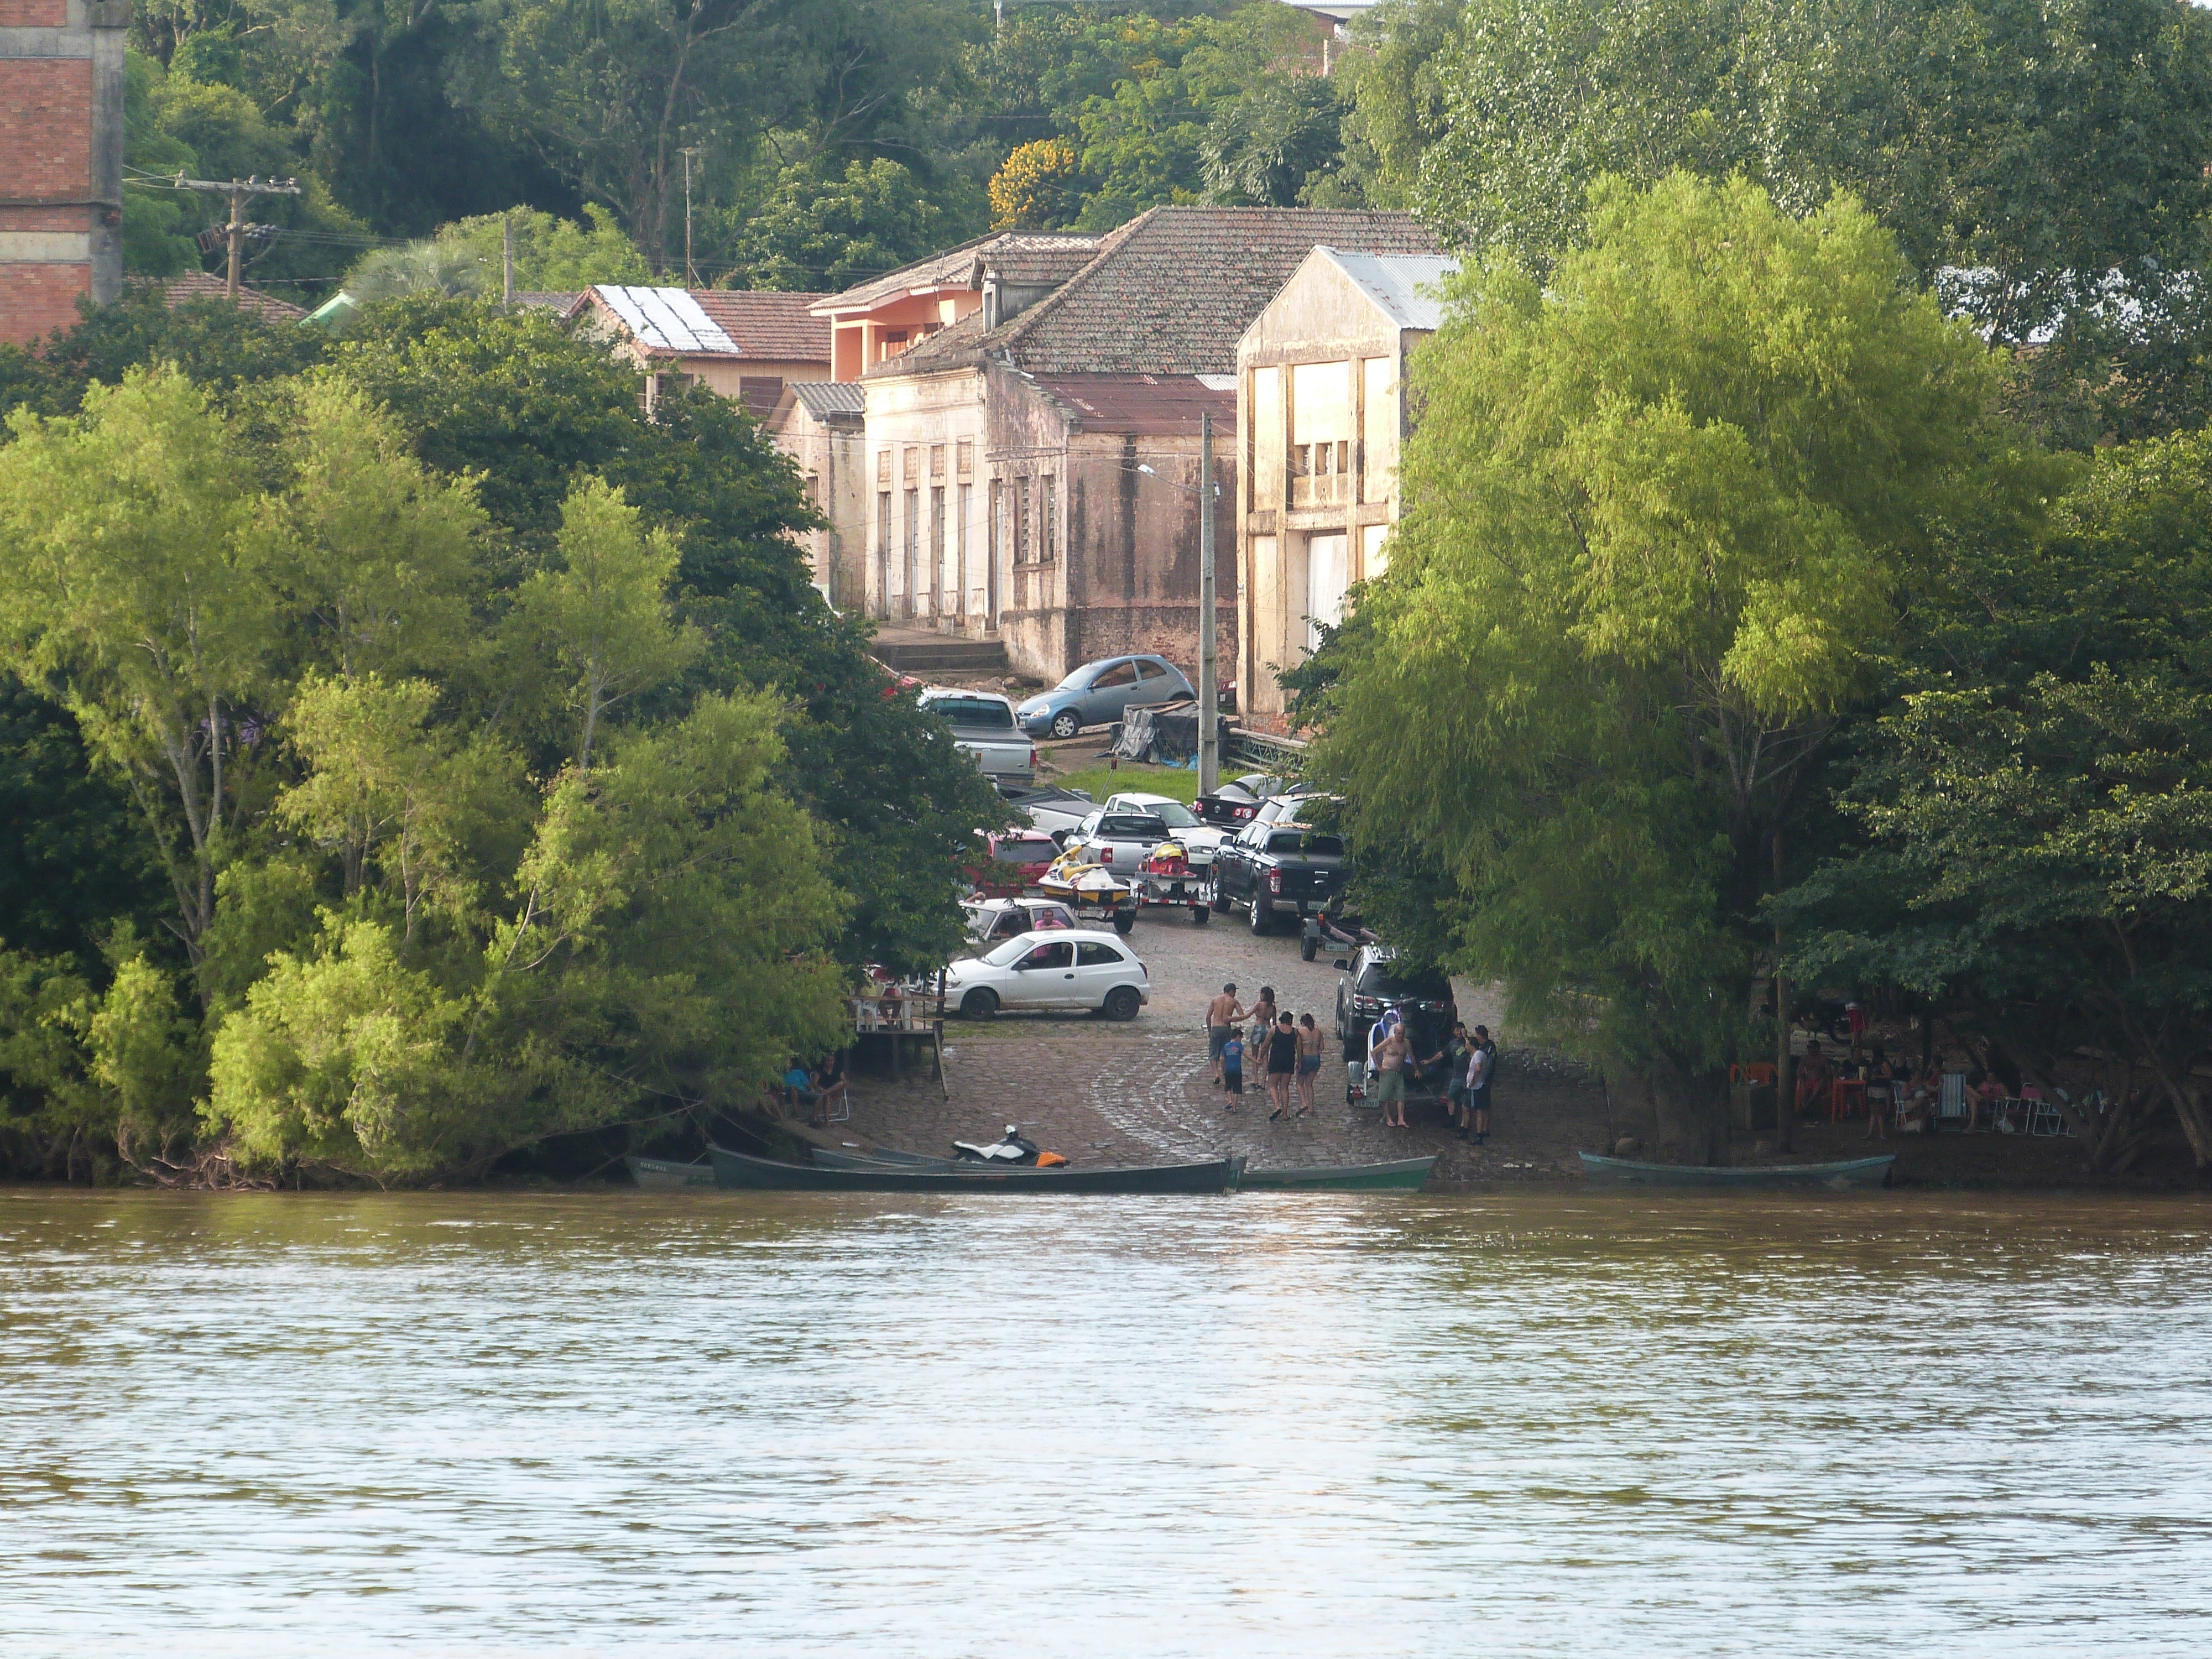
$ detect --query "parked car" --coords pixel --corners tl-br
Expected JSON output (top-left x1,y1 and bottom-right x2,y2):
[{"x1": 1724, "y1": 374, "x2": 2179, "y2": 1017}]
[
  {"x1": 962, "y1": 829, "x2": 1061, "y2": 898},
  {"x1": 1011, "y1": 785, "x2": 1099, "y2": 842},
  {"x1": 943, "y1": 927, "x2": 1151, "y2": 1020},
  {"x1": 919, "y1": 687, "x2": 1036, "y2": 786},
  {"x1": 1065, "y1": 808, "x2": 1175, "y2": 875},
  {"x1": 1100, "y1": 792, "x2": 1227, "y2": 868},
  {"x1": 962, "y1": 895, "x2": 1079, "y2": 944},
  {"x1": 1016, "y1": 655, "x2": 1195, "y2": 739},
  {"x1": 1332, "y1": 946, "x2": 1458, "y2": 1107},
  {"x1": 1209, "y1": 820, "x2": 1349, "y2": 933}
]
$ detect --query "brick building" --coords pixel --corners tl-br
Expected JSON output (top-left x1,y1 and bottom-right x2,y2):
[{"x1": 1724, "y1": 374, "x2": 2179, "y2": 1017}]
[{"x1": 1, "y1": 0, "x2": 127, "y2": 346}]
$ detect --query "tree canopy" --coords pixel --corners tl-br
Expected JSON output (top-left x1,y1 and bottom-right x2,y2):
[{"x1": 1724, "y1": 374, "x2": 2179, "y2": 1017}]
[{"x1": 1307, "y1": 173, "x2": 2014, "y2": 1161}]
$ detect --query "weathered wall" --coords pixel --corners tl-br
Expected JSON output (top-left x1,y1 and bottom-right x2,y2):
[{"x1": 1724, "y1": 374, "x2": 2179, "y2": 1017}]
[
  {"x1": 987, "y1": 364, "x2": 1236, "y2": 687},
  {"x1": 862, "y1": 365, "x2": 990, "y2": 628},
  {"x1": 1237, "y1": 257, "x2": 1424, "y2": 727},
  {"x1": 0, "y1": 0, "x2": 127, "y2": 346},
  {"x1": 768, "y1": 399, "x2": 866, "y2": 609}
]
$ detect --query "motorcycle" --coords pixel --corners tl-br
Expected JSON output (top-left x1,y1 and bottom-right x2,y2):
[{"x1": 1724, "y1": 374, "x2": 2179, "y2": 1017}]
[{"x1": 950, "y1": 1126, "x2": 1067, "y2": 1167}]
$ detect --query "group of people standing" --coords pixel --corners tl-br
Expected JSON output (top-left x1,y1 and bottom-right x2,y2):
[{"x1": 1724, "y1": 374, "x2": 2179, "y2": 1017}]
[
  {"x1": 1205, "y1": 984, "x2": 1325, "y2": 1119},
  {"x1": 1366, "y1": 1011, "x2": 1494, "y2": 1141},
  {"x1": 1204, "y1": 982, "x2": 1498, "y2": 1141}
]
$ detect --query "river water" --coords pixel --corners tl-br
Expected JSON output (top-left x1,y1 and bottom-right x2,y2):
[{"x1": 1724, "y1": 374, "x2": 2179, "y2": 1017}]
[{"x1": 3, "y1": 1189, "x2": 2209, "y2": 1657}]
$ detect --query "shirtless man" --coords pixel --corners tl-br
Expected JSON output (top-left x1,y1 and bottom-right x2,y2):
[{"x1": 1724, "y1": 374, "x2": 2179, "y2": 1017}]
[
  {"x1": 1205, "y1": 982, "x2": 1248, "y2": 1087},
  {"x1": 1371, "y1": 1018, "x2": 1412, "y2": 1128}
]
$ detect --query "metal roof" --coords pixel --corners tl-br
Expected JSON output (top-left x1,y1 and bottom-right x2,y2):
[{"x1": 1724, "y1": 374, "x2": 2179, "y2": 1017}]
[
  {"x1": 1316, "y1": 249, "x2": 1461, "y2": 332},
  {"x1": 790, "y1": 382, "x2": 866, "y2": 419},
  {"x1": 589, "y1": 285, "x2": 742, "y2": 356}
]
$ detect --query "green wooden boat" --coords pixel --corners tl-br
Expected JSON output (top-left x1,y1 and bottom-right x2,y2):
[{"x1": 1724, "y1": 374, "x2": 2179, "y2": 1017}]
[
  {"x1": 1578, "y1": 1151, "x2": 1894, "y2": 1190},
  {"x1": 1237, "y1": 1155, "x2": 1437, "y2": 1191},
  {"x1": 812, "y1": 1145, "x2": 958, "y2": 1171},
  {"x1": 709, "y1": 1144, "x2": 1233, "y2": 1194},
  {"x1": 625, "y1": 1155, "x2": 717, "y2": 1190}
]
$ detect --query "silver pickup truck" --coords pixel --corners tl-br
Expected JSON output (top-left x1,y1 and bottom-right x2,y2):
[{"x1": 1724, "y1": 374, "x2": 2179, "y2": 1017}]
[{"x1": 919, "y1": 688, "x2": 1035, "y2": 787}]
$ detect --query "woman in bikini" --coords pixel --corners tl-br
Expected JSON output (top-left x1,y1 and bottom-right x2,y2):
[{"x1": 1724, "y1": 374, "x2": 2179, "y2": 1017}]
[{"x1": 1293, "y1": 1013, "x2": 1324, "y2": 1117}]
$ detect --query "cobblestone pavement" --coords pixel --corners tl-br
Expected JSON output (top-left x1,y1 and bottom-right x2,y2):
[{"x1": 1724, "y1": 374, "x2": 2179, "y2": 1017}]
[{"x1": 838, "y1": 905, "x2": 1612, "y2": 1185}]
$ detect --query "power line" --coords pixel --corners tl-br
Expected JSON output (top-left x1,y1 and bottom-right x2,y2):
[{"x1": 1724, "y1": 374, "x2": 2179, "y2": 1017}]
[{"x1": 163, "y1": 174, "x2": 303, "y2": 299}]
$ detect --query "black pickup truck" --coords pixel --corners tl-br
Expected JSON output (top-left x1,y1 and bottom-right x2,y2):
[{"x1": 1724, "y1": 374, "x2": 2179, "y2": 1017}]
[{"x1": 1208, "y1": 820, "x2": 1349, "y2": 934}]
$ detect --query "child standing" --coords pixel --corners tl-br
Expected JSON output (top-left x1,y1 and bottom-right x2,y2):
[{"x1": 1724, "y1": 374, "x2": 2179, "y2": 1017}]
[{"x1": 1220, "y1": 1032, "x2": 1245, "y2": 1106}]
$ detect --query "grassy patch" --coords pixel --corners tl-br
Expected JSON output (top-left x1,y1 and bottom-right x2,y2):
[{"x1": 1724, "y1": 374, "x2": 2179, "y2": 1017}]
[{"x1": 1048, "y1": 761, "x2": 1200, "y2": 805}]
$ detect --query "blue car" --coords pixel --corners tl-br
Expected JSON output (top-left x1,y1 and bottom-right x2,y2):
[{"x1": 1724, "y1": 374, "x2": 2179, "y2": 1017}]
[{"x1": 1018, "y1": 654, "x2": 1197, "y2": 740}]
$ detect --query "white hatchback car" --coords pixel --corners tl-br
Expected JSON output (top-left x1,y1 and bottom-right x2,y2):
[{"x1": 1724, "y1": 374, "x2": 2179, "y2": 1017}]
[{"x1": 943, "y1": 928, "x2": 1151, "y2": 1021}]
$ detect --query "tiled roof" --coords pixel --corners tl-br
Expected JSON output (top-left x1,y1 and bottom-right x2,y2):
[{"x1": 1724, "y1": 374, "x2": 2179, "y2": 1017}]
[
  {"x1": 1316, "y1": 249, "x2": 1461, "y2": 331},
  {"x1": 690, "y1": 290, "x2": 832, "y2": 361},
  {"x1": 155, "y1": 272, "x2": 306, "y2": 322},
  {"x1": 790, "y1": 382, "x2": 865, "y2": 419},
  {"x1": 1001, "y1": 208, "x2": 1440, "y2": 375},
  {"x1": 1029, "y1": 373, "x2": 1238, "y2": 436},
  {"x1": 812, "y1": 232, "x2": 1103, "y2": 315},
  {"x1": 511, "y1": 290, "x2": 579, "y2": 312},
  {"x1": 976, "y1": 237, "x2": 1107, "y2": 288}
]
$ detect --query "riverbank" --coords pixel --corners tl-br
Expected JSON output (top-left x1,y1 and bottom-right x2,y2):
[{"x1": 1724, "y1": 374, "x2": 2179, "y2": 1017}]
[{"x1": 823, "y1": 901, "x2": 2206, "y2": 1195}]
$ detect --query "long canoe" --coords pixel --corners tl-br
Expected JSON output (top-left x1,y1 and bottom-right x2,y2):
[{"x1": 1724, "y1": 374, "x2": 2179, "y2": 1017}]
[
  {"x1": 812, "y1": 1145, "x2": 958, "y2": 1171},
  {"x1": 1578, "y1": 1151, "x2": 1894, "y2": 1191},
  {"x1": 1237, "y1": 1155, "x2": 1437, "y2": 1191},
  {"x1": 625, "y1": 1155, "x2": 717, "y2": 1190},
  {"x1": 709, "y1": 1144, "x2": 1233, "y2": 1195}
]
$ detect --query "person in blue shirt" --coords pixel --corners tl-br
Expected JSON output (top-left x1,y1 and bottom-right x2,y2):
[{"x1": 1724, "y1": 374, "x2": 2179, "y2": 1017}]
[
  {"x1": 1220, "y1": 1034, "x2": 1244, "y2": 1104},
  {"x1": 783, "y1": 1061, "x2": 818, "y2": 1119}
]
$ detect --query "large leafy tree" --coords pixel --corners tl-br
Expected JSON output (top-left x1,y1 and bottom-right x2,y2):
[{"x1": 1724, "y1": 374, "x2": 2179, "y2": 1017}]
[
  {"x1": 1309, "y1": 173, "x2": 2008, "y2": 1162},
  {"x1": 1391, "y1": 0, "x2": 2212, "y2": 437},
  {"x1": 1780, "y1": 428, "x2": 2212, "y2": 1174}
]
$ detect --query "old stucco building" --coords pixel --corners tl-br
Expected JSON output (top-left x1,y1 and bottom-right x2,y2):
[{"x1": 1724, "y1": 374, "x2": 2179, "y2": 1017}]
[
  {"x1": 1237, "y1": 247, "x2": 1457, "y2": 728},
  {"x1": 787, "y1": 208, "x2": 1436, "y2": 686}
]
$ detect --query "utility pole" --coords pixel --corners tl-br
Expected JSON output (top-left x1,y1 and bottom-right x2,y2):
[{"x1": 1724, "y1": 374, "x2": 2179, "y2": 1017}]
[
  {"x1": 503, "y1": 213, "x2": 515, "y2": 307},
  {"x1": 170, "y1": 174, "x2": 301, "y2": 300},
  {"x1": 682, "y1": 148, "x2": 700, "y2": 288},
  {"x1": 1198, "y1": 409, "x2": 1219, "y2": 795}
]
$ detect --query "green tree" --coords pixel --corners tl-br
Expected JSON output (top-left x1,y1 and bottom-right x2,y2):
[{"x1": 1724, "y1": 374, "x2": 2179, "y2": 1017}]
[
  {"x1": 1409, "y1": 0, "x2": 2212, "y2": 362},
  {"x1": 1778, "y1": 427, "x2": 2212, "y2": 1173},
  {"x1": 729, "y1": 158, "x2": 947, "y2": 291},
  {"x1": 1309, "y1": 173, "x2": 2006, "y2": 1162},
  {"x1": 0, "y1": 368, "x2": 273, "y2": 964},
  {"x1": 435, "y1": 204, "x2": 651, "y2": 290},
  {"x1": 262, "y1": 377, "x2": 489, "y2": 681},
  {"x1": 343, "y1": 242, "x2": 489, "y2": 300},
  {"x1": 510, "y1": 476, "x2": 701, "y2": 770},
  {"x1": 1199, "y1": 74, "x2": 1341, "y2": 206}
]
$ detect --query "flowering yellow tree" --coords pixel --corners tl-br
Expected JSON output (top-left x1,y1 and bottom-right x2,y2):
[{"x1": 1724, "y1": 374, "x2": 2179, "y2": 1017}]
[{"x1": 989, "y1": 139, "x2": 1084, "y2": 229}]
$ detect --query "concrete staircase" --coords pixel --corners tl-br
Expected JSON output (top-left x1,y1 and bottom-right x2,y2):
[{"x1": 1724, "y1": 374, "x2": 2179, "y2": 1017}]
[{"x1": 870, "y1": 627, "x2": 1009, "y2": 678}]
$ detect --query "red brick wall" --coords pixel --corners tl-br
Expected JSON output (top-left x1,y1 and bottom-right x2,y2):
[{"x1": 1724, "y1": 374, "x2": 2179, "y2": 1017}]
[
  {"x1": 0, "y1": 0, "x2": 71, "y2": 26},
  {"x1": 0, "y1": 263, "x2": 91, "y2": 342},
  {"x1": 0, "y1": 56, "x2": 95, "y2": 346},
  {"x1": 0, "y1": 59, "x2": 93, "y2": 196}
]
